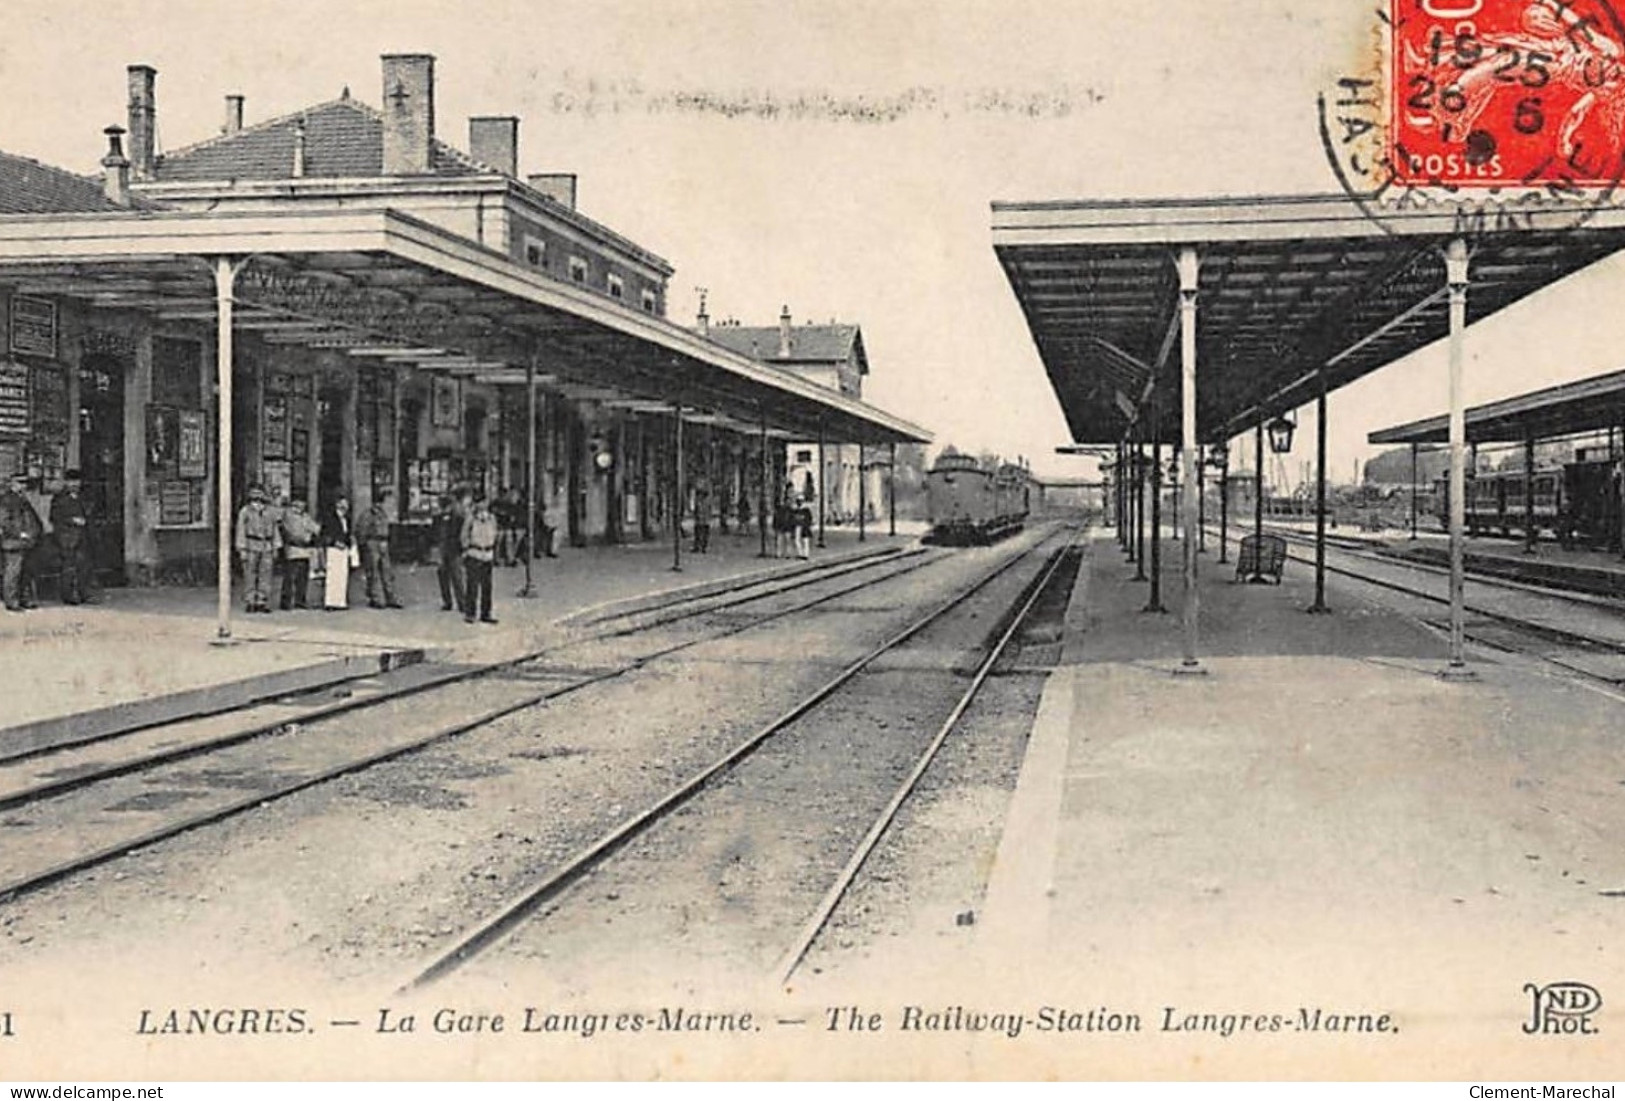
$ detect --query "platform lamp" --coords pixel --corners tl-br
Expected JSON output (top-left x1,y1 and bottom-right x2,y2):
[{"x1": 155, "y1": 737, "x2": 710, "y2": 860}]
[
  {"x1": 1265, "y1": 412, "x2": 1296, "y2": 524},
  {"x1": 1266, "y1": 413, "x2": 1297, "y2": 455}
]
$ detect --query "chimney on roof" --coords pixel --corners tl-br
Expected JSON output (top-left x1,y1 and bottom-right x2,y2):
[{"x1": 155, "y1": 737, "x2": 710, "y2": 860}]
[
  {"x1": 126, "y1": 65, "x2": 157, "y2": 180},
  {"x1": 695, "y1": 289, "x2": 710, "y2": 337},
  {"x1": 224, "y1": 94, "x2": 244, "y2": 135},
  {"x1": 101, "y1": 125, "x2": 130, "y2": 205},
  {"x1": 778, "y1": 305, "x2": 792, "y2": 358},
  {"x1": 528, "y1": 173, "x2": 576, "y2": 210},
  {"x1": 469, "y1": 116, "x2": 519, "y2": 177},
  {"x1": 292, "y1": 116, "x2": 307, "y2": 178},
  {"x1": 380, "y1": 53, "x2": 436, "y2": 175}
]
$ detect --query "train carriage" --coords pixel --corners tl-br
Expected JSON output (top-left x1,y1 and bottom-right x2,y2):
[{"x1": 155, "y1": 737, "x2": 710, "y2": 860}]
[
  {"x1": 1432, "y1": 459, "x2": 1621, "y2": 547},
  {"x1": 926, "y1": 454, "x2": 1030, "y2": 543}
]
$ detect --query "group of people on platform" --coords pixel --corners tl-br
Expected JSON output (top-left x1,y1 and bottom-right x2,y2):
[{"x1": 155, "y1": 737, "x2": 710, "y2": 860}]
[
  {"x1": 0, "y1": 470, "x2": 95, "y2": 612},
  {"x1": 235, "y1": 483, "x2": 556, "y2": 624},
  {"x1": 685, "y1": 483, "x2": 815, "y2": 559},
  {"x1": 772, "y1": 487, "x2": 816, "y2": 560}
]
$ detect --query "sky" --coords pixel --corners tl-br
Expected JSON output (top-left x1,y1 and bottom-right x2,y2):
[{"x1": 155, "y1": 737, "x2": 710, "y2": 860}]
[{"x1": 2, "y1": 0, "x2": 1623, "y2": 483}]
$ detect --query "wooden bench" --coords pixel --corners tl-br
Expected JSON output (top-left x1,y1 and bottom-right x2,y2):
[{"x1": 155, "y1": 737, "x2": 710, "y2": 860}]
[{"x1": 1234, "y1": 533, "x2": 1287, "y2": 584}]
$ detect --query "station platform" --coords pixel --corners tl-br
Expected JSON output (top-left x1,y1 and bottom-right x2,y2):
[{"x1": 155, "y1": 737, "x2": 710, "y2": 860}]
[
  {"x1": 0, "y1": 523, "x2": 920, "y2": 748},
  {"x1": 979, "y1": 532, "x2": 1625, "y2": 1078}
]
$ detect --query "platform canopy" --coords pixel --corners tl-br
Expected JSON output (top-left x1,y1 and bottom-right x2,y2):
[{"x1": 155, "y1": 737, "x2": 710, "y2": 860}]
[
  {"x1": 992, "y1": 193, "x2": 1625, "y2": 445},
  {"x1": 0, "y1": 207, "x2": 929, "y2": 445},
  {"x1": 1370, "y1": 367, "x2": 1625, "y2": 446}
]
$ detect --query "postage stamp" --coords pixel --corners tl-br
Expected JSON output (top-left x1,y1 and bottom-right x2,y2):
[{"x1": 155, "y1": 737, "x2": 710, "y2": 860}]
[{"x1": 1390, "y1": 0, "x2": 1625, "y2": 189}]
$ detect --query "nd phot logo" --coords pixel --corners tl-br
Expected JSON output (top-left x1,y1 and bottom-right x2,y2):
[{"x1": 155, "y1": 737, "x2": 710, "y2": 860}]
[{"x1": 1524, "y1": 981, "x2": 1602, "y2": 1035}]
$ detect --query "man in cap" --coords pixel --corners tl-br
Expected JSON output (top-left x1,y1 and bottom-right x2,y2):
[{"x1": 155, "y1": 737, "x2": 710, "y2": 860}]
[
  {"x1": 234, "y1": 483, "x2": 281, "y2": 613},
  {"x1": 49, "y1": 470, "x2": 92, "y2": 604},
  {"x1": 278, "y1": 497, "x2": 320, "y2": 610},
  {"x1": 354, "y1": 487, "x2": 403, "y2": 609},
  {"x1": 0, "y1": 473, "x2": 42, "y2": 611}
]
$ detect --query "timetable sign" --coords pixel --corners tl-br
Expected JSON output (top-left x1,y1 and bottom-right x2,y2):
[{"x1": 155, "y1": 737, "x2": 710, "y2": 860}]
[{"x1": 9, "y1": 295, "x2": 57, "y2": 358}]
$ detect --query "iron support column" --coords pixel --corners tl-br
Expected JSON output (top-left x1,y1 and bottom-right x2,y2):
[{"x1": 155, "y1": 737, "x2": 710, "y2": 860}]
[
  {"x1": 817, "y1": 423, "x2": 826, "y2": 550},
  {"x1": 1117, "y1": 442, "x2": 1126, "y2": 546},
  {"x1": 1176, "y1": 247, "x2": 1200, "y2": 664},
  {"x1": 758, "y1": 411, "x2": 769, "y2": 557},
  {"x1": 1197, "y1": 445, "x2": 1207, "y2": 553},
  {"x1": 858, "y1": 444, "x2": 867, "y2": 542},
  {"x1": 1250, "y1": 417, "x2": 1266, "y2": 582},
  {"x1": 212, "y1": 256, "x2": 245, "y2": 643},
  {"x1": 1132, "y1": 438, "x2": 1147, "y2": 579},
  {"x1": 672, "y1": 402, "x2": 684, "y2": 573},
  {"x1": 888, "y1": 442, "x2": 897, "y2": 538},
  {"x1": 1218, "y1": 445, "x2": 1229, "y2": 565},
  {"x1": 519, "y1": 356, "x2": 538, "y2": 597},
  {"x1": 1145, "y1": 428, "x2": 1166, "y2": 613},
  {"x1": 1410, "y1": 442, "x2": 1419, "y2": 540},
  {"x1": 1524, "y1": 433, "x2": 1537, "y2": 555},
  {"x1": 1444, "y1": 237, "x2": 1473, "y2": 677},
  {"x1": 1310, "y1": 371, "x2": 1330, "y2": 613}
]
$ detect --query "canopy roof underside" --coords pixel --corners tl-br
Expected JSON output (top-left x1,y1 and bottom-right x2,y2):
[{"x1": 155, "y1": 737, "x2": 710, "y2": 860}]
[
  {"x1": 0, "y1": 207, "x2": 928, "y2": 445},
  {"x1": 993, "y1": 193, "x2": 1625, "y2": 446},
  {"x1": 1370, "y1": 366, "x2": 1625, "y2": 445}
]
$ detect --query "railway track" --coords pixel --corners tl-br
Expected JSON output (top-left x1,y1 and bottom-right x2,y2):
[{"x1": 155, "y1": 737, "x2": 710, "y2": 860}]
[
  {"x1": 1259, "y1": 527, "x2": 1625, "y2": 686},
  {"x1": 0, "y1": 542, "x2": 964, "y2": 903},
  {"x1": 404, "y1": 526, "x2": 1080, "y2": 991}
]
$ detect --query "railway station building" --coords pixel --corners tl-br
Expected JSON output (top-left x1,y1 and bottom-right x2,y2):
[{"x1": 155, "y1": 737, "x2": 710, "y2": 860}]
[
  {"x1": 0, "y1": 55, "x2": 926, "y2": 627},
  {"x1": 703, "y1": 306, "x2": 885, "y2": 524}
]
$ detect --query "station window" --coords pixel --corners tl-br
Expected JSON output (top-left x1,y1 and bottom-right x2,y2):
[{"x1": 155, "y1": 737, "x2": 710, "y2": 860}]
[
  {"x1": 607, "y1": 272, "x2": 624, "y2": 299},
  {"x1": 795, "y1": 449, "x2": 813, "y2": 464},
  {"x1": 641, "y1": 288, "x2": 659, "y2": 314},
  {"x1": 569, "y1": 256, "x2": 588, "y2": 284},
  {"x1": 523, "y1": 235, "x2": 546, "y2": 269}
]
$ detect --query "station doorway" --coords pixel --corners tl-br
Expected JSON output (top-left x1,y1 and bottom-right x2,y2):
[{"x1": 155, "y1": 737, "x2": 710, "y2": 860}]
[{"x1": 78, "y1": 354, "x2": 126, "y2": 586}]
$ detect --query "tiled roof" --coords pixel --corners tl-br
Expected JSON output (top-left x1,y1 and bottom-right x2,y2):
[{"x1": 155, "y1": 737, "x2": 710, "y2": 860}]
[
  {"x1": 707, "y1": 324, "x2": 863, "y2": 366},
  {"x1": 0, "y1": 150, "x2": 150, "y2": 213},
  {"x1": 153, "y1": 95, "x2": 486, "y2": 182}
]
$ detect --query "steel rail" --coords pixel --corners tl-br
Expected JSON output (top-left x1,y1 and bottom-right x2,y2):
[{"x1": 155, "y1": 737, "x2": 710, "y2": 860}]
[
  {"x1": 1274, "y1": 544, "x2": 1625, "y2": 660},
  {"x1": 1258, "y1": 523, "x2": 1625, "y2": 612},
  {"x1": 0, "y1": 545, "x2": 916, "y2": 771},
  {"x1": 772, "y1": 533, "x2": 1077, "y2": 988},
  {"x1": 0, "y1": 542, "x2": 961, "y2": 903},
  {"x1": 402, "y1": 526, "x2": 1074, "y2": 990},
  {"x1": 0, "y1": 551, "x2": 936, "y2": 812}
]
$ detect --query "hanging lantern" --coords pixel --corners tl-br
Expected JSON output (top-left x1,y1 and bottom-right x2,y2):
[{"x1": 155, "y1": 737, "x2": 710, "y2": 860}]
[{"x1": 1266, "y1": 414, "x2": 1297, "y2": 454}]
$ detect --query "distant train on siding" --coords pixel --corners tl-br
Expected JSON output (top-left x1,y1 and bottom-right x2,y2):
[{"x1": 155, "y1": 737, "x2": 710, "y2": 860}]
[
  {"x1": 1433, "y1": 457, "x2": 1622, "y2": 548},
  {"x1": 925, "y1": 454, "x2": 1031, "y2": 544}
]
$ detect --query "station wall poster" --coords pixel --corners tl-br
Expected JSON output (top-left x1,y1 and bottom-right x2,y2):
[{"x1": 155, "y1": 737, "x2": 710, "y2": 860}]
[
  {"x1": 0, "y1": 359, "x2": 29, "y2": 439},
  {"x1": 146, "y1": 404, "x2": 179, "y2": 477},
  {"x1": 262, "y1": 396, "x2": 288, "y2": 460},
  {"x1": 8, "y1": 296, "x2": 56, "y2": 359},
  {"x1": 177, "y1": 410, "x2": 206, "y2": 479},
  {"x1": 431, "y1": 376, "x2": 460, "y2": 428}
]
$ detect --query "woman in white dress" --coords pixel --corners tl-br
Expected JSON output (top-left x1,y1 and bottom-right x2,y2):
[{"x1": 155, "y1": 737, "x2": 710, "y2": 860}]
[{"x1": 320, "y1": 496, "x2": 355, "y2": 610}]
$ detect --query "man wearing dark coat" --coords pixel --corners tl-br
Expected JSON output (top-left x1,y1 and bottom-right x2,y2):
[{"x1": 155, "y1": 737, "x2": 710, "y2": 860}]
[
  {"x1": 354, "y1": 488, "x2": 402, "y2": 609},
  {"x1": 0, "y1": 474, "x2": 43, "y2": 611},
  {"x1": 49, "y1": 470, "x2": 92, "y2": 604}
]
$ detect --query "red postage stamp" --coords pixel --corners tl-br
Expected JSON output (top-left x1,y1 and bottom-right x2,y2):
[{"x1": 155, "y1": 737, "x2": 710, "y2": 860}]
[{"x1": 1391, "y1": 0, "x2": 1625, "y2": 188}]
